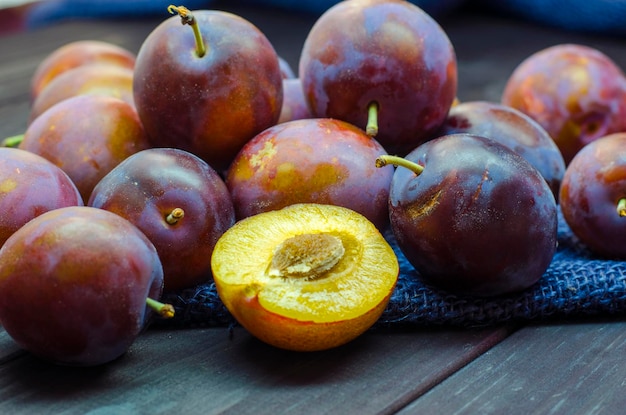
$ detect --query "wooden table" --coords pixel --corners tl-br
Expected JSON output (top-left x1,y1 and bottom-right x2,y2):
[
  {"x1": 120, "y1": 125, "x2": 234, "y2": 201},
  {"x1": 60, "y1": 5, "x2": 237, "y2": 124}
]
[{"x1": 2, "y1": 4, "x2": 626, "y2": 414}]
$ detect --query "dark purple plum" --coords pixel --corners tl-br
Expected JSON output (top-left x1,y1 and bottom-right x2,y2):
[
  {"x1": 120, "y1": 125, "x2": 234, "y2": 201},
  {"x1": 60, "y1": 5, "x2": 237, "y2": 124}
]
[
  {"x1": 439, "y1": 100, "x2": 566, "y2": 198},
  {"x1": 559, "y1": 132, "x2": 626, "y2": 259},
  {"x1": 0, "y1": 206, "x2": 167, "y2": 366},
  {"x1": 89, "y1": 148, "x2": 236, "y2": 292},
  {"x1": 299, "y1": 0, "x2": 457, "y2": 156},
  {"x1": 378, "y1": 133, "x2": 557, "y2": 297},
  {"x1": 0, "y1": 147, "x2": 83, "y2": 248}
]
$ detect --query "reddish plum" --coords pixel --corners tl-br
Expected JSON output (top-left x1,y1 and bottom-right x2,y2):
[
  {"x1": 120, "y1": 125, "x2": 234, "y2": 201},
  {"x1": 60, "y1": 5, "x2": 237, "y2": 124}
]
[
  {"x1": 29, "y1": 64, "x2": 135, "y2": 124},
  {"x1": 559, "y1": 133, "x2": 626, "y2": 259},
  {"x1": 502, "y1": 44, "x2": 626, "y2": 164},
  {"x1": 226, "y1": 118, "x2": 394, "y2": 231},
  {"x1": 20, "y1": 94, "x2": 151, "y2": 202},
  {"x1": 0, "y1": 147, "x2": 82, "y2": 247},
  {"x1": 30, "y1": 40, "x2": 135, "y2": 101}
]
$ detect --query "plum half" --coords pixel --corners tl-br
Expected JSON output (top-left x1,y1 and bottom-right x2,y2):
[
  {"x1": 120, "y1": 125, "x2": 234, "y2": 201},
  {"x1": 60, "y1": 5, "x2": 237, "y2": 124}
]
[{"x1": 211, "y1": 203, "x2": 399, "y2": 351}]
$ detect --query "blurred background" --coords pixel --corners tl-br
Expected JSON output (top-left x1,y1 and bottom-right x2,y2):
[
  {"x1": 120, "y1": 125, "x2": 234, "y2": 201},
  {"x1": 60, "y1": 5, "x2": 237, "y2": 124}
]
[{"x1": 3, "y1": 0, "x2": 626, "y2": 37}]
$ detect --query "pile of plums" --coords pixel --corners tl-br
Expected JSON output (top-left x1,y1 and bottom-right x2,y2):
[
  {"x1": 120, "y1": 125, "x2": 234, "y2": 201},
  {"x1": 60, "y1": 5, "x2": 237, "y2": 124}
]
[{"x1": 1, "y1": 0, "x2": 626, "y2": 363}]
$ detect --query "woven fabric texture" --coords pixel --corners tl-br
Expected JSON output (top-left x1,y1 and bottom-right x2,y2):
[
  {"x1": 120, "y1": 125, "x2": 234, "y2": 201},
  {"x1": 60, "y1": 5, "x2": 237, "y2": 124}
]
[{"x1": 157, "y1": 207, "x2": 626, "y2": 328}]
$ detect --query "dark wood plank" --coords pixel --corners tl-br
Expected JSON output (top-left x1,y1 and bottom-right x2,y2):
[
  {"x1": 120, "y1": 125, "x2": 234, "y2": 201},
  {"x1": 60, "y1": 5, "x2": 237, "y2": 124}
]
[
  {"x1": 400, "y1": 320, "x2": 626, "y2": 414},
  {"x1": 0, "y1": 324, "x2": 515, "y2": 414}
]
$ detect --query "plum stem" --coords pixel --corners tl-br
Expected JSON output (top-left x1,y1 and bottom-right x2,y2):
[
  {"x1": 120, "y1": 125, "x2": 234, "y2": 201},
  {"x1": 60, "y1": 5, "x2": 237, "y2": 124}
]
[
  {"x1": 1, "y1": 134, "x2": 24, "y2": 148},
  {"x1": 168, "y1": 5, "x2": 206, "y2": 58},
  {"x1": 618, "y1": 198, "x2": 626, "y2": 217},
  {"x1": 366, "y1": 101, "x2": 379, "y2": 137},
  {"x1": 375, "y1": 155, "x2": 424, "y2": 175},
  {"x1": 165, "y1": 207, "x2": 185, "y2": 225},
  {"x1": 146, "y1": 297, "x2": 175, "y2": 318}
]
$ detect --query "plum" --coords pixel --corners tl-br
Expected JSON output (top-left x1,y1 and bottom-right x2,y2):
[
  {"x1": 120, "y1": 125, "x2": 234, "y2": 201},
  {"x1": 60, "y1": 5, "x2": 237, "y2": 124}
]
[
  {"x1": 0, "y1": 206, "x2": 167, "y2": 366},
  {"x1": 559, "y1": 132, "x2": 626, "y2": 259},
  {"x1": 20, "y1": 94, "x2": 151, "y2": 202},
  {"x1": 378, "y1": 133, "x2": 558, "y2": 297},
  {"x1": 226, "y1": 118, "x2": 394, "y2": 232},
  {"x1": 439, "y1": 100, "x2": 566, "y2": 198},
  {"x1": 212, "y1": 203, "x2": 398, "y2": 351},
  {"x1": 29, "y1": 64, "x2": 135, "y2": 124},
  {"x1": 299, "y1": 0, "x2": 457, "y2": 156},
  {"x1": 30, "y1": 40, "x2": 135, "y2": 100},
  {"x1": 502, "y1": 44, "x2": 626, "y2": 164},
  {"x1": 133, "y1": 6, "x2": 283, "y2": 172},
  {"x1": 89, "y1": 148, "x2": 236, "y2": 292},
  {"x1": 0, "y1": 147, "x2": 82, "y2": 247}
]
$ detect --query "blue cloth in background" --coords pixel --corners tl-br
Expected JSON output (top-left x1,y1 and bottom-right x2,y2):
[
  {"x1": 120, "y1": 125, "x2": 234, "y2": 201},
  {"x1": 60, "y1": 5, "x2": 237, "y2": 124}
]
[
  {"x1": 25, "y1": 0, "x2": 626, "y2": 36},
  {"x1": 479, "y1": 0, "x2": 626, "y2": 36},
  {"x1": 24, "y1": 0, "x2": 462, "y2": 28}
]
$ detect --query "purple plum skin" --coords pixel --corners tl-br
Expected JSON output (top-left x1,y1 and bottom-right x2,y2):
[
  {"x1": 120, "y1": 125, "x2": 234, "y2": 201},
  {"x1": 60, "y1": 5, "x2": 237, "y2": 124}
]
[
  {"x1": 389, "y1": 134, "x2": 558, "y2": 297},
  {"x1": 559, "y1": 133, "x2": 626, "y2": 259},
  {"x1": 0, "y1": 206, "x2": 164, "y2": 366},
  {"x1": 439, "y1": 100, "x2": 566, "y2": 198},
  {"x1": 299, "y1": 0, "x2": 457, "y2": 156}
]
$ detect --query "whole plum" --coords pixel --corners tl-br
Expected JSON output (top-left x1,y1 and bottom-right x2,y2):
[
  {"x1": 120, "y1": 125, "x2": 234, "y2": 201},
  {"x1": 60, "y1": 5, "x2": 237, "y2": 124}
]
[
  {"x1": 502, "y1": 44, "x2": 626, "y2": 164},
  {"x1": 89, "y1": 148, "x2": 236, "y2": 292},
  {"x1": 559, "y1": 133, "x2": 626, "y2": 259},
  {"x1": 299, "y1": 0, "x2": 457, "y2": 156},
  {"x1": 0, "y1": 206, "x2": 165, "y2": 366},
  {"x1": 379, "y1": 133, "x2": 558, "y2": 297},
  {"x1": 439, "y1": 100, "x2": 566, "y2": 198},
  {"x1": 226, "y1": 118, "x2": 394, "y2": 231},
  {"x1": 133, "y1": 6, "x2": 283, "y2": 172},
  {"x1": 0, "y1": 147, "x2": 82, "y2": 247}
]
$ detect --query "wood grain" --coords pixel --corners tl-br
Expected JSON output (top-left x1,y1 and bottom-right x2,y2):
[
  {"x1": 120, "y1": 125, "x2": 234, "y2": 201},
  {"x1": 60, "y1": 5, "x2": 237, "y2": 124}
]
[
  {"x1": 400, "y1": 321, "x2": 626, "y2": 414},
  {"x1": 0, "y1": 325, "x2": 514, "y2": 414}
]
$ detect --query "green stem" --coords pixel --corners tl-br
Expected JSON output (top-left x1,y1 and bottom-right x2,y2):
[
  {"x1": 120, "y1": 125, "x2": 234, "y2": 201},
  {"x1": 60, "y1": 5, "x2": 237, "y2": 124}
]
[
  {"x1": 618, "y1": 198, "x2": 626, "y2": 217},
  {"x1": 168, "y1": 5, "x2": 207, "y2": 58},
  {"x1": 146, "y1": 297, "x2": 175, "y2": 319},
  {"x1": 365, "y1": 101, "x2": 379, "y2": 137},
  {"x1": 165, "y1": 207, "x2": 185, "y2": 225},
  {"x1": 375, "y1": 154, "x2": 424, "y2": 175},
  {"x1": 2, "y1": 134, "x2": 24, "y2": 148}
]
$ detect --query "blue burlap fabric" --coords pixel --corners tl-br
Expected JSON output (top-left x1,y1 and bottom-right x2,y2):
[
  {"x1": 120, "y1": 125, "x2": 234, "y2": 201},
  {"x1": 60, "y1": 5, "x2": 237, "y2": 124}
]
[{"x1": 158, "y1": 207, "x2": 626, "y2": 328}]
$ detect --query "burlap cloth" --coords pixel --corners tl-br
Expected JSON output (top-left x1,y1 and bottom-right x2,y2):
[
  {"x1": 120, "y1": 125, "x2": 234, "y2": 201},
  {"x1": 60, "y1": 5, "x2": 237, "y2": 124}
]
[{"x1": 158, "y1": 207, "x2": 626, "y2": 328}]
